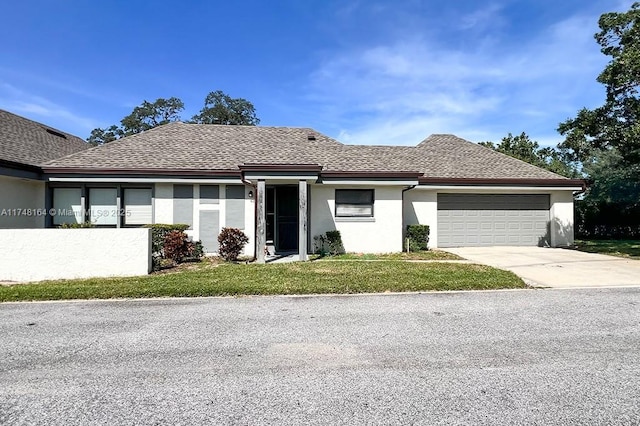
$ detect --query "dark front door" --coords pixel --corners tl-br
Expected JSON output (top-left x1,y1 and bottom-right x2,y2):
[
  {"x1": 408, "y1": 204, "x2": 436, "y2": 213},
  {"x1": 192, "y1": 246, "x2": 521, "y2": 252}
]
[{"x1": 275, "y1": 186, "x2": 298, "y2": 252}]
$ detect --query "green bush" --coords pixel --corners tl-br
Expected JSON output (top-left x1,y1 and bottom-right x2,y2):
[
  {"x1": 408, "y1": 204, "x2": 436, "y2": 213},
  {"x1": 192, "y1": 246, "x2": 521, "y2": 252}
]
[
  {"x1": 406, "y1": 225, "x2": 430, "y2": 251},
  {"x1": 60, "y1": 221, "x2": 95, "y2": 228},
  {"x1": 143, "y1": 224, "x2": 190, "y2": 258},
  {"x1": 218, "y1": 227, "x2": 249, "y2": 261},
  {"x1": 313, "y1": 230, "x2": 345, "y2": 255}
]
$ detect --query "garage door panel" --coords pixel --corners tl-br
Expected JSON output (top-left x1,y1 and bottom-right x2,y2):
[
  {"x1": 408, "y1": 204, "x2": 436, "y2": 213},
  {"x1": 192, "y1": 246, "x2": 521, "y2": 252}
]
[{"x1": 438, "y1": 194, "x2": 550, "y2": 247}]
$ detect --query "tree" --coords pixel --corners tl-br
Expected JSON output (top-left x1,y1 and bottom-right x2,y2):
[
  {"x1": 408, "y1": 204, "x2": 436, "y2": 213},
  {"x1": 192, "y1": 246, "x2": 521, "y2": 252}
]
[
  {"x1": 190, "y1": 90, "x2": 260, "y2": 125},
  {"x1": 86, "y1": 125, "x2": 124, "y2": 146},
  {"x1": 557, "y1": 2, "x2": 640, "y2": 205},
  {"x1": 479, "y1": 132, "x2": 578, "y2": 177},
  {"x1": 120, "y1": 97, "x2": 184, "y2": 136},
  {"x1": 86, "y1": 91, "x2": 260, "y2": 145}
]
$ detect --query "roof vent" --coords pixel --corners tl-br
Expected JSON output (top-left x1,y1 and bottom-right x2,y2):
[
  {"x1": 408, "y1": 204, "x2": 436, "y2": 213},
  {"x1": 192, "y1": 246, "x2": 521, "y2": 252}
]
[
  {"x1": 307, "y1": 134, "x2": 317, "y2": 141},
  {"x1": 45, "y1": 128, "x2": 68, "y2": 139}
]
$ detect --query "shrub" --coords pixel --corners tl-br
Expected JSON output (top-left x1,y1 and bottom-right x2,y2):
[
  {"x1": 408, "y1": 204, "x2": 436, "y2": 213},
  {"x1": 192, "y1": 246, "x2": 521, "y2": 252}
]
[
  {"x1": 325, "y1": 230, "x2": 345, "y2": 255},
  {"x1": 163, "y1": 230, "x2": 196, "y2": 263},
  {"x1": 60, "y1": 221, "x2": 94, "y2": 228},
  {"x1": 218, "y1": 227, "x2": 249, "y2": 261},
  {"x1": 314, "y1": 230, "x2": 344, "y2": 256},
  {"x1": 406, "y1": 225, "x2": 430, "y2": 251},
  {"x1": 143, "y1": 224, "x2": 190, "y2": 259}
]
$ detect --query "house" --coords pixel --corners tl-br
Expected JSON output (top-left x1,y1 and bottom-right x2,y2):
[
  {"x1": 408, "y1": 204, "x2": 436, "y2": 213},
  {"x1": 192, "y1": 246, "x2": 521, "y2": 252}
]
[
  {"x1": 31, "y1": 121, "x2": 584, "y2": 261},
  {"x1": 0, "y1": 109, "x2": 88, "y2": 228}
]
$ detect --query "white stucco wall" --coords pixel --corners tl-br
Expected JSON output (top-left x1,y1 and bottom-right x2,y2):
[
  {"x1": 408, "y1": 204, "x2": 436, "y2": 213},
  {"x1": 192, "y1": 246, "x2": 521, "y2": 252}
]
[
  {"x1": 405, "y1": 187, "x2": 576, "y2": 248},
  {"x1": 403, "y1": 189, "x2": 438, "y2": 248},
  {"x1": 0, "y1": 175, "x2": 45, "y2": 229},
  {"x1": 310, "y1": 185, "x2": 404, "y2": 253},
  {"x1": 0, "y1": 228, "x2": 152, "y2": 282},
  {"x1": 550, "y1": 190, "x2": 575, "y2": 247}
]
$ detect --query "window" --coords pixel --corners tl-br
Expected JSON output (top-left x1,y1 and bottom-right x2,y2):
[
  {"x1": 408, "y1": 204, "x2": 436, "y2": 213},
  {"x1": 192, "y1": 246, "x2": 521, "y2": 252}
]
[
  {"x1": 89, "y1": 188, "x2": 118, "y2": 225},
  {"x1": 335, "y1": 189, "x2": 374, "y2": 217},
  {"x1": 52, "y1": 188, "x2": 82, "y2": 225},
  {"x1": 124, "y1": 188, "x2": 152, "y2": 225}
]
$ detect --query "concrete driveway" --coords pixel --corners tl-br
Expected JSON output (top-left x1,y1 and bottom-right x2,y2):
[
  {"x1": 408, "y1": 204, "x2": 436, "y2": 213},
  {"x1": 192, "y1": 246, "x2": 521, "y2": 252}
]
[{"x1": 444, "y1": 246, "x2": 640, "y2": 288}]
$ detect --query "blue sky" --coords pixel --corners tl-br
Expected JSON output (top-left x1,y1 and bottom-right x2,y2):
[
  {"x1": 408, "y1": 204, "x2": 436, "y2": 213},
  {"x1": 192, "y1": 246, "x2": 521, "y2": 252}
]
[{"x1": 0, "y1": 0, "x2": 634, "y2": 147}]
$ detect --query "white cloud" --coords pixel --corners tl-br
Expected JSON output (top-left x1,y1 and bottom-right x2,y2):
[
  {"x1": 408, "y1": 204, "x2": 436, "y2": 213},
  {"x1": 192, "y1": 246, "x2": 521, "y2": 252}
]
[
  {"x1": 0, "y1": 83, "x2": 99, "y2": 132},
  {"x1": 306, "y1": 6, "x2": 608, "y2": 147}
]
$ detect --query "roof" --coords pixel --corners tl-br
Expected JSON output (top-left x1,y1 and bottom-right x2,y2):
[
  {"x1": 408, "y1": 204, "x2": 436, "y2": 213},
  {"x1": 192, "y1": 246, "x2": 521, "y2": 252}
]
[
  {"x1": 0, "y1": 109, "x2": 88, "y2": 169},
  {"x1": 43, "y1": 122, "x2": 580, "y2": 185}
]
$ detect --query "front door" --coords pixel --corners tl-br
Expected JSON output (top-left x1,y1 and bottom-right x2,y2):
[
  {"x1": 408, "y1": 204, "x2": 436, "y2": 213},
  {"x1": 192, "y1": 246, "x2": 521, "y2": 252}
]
[{"x1": 276, "y1": 186, "x2": 298, "y2": 251}]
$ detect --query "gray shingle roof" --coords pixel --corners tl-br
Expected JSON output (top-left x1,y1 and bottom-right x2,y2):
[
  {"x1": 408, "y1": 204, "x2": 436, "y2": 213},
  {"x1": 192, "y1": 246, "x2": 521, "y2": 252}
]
[
  {"x1": 0, "y1": 109, "x2": 88, "y2": 168},
  {"x1": 43, "y1": 122, "x2": 570, "y2": 181}
]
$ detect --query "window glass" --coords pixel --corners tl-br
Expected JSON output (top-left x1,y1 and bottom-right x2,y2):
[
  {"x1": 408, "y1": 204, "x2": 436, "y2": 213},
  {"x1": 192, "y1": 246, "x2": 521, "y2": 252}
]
[
  {"x1": 89, "y1": 188, "x2": 118, "y2": 225},
  {"x1": 53, "y1": 188, "x2": 82, "y2": 225},
  {"x1": 124, "y1": 188, "x2": 152, "y2": 225},
  {"x1": 335, "y1": 189, "x2": 374, "y2": 217}
]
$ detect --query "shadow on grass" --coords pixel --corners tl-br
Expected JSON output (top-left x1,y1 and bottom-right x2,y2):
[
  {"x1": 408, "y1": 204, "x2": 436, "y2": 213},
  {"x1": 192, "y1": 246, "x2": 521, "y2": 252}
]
[{"x1": 572, "y1": 240, "x2": 640, "y2": 259}]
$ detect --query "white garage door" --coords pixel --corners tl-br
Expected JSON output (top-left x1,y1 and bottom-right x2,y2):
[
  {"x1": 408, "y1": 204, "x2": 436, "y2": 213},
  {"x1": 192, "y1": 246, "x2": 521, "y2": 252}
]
[{"x1": 438, "y1": 194, "x2": 550, "y2": 247}]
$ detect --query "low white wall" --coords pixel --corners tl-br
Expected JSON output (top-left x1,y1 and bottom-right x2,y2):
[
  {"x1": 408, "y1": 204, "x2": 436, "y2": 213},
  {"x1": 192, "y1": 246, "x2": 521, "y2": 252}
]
[
  {"x1": 0, "y1": 175, "x2": 45, "y2": 229},
  {"x1": 0, "y1": 229, "x2": 152, "y2": 282},
  {"x1": 550, "y1": 191, "x2": 575, "y2": 247},
  {"x1": 310, "y1": 185, "x2": 404, "y2": 253}
]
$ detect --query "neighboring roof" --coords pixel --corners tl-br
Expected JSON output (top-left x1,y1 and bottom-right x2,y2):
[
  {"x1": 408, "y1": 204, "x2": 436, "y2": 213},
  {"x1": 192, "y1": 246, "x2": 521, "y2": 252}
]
[
  {"x1": 0, "y1": 109, "x2": 88, "y2": 169},
  {"x1": 43, "y1": 122, "x2": 580, "y2": 185}
]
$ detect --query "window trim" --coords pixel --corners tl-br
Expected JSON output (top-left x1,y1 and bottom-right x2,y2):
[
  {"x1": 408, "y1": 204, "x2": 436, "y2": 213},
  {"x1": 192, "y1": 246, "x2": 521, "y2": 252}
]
[{"x1": 335, "y1": 189, "x2": 375, "y2": 218}]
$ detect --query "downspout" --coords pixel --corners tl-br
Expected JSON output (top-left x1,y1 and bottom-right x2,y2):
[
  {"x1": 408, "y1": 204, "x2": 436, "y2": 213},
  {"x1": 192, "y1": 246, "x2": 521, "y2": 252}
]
[
  {"x1": 401, "y1": 185, "x2": 417, "y2": 252},
  {"x1": 241, "y1": 176, "x2": 258, "y2": 261}
]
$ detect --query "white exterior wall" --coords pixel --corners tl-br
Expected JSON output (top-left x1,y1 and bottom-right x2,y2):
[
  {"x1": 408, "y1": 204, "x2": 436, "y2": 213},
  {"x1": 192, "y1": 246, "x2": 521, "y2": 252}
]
[
  {"x1": 0, "y1": 175, "x2": 45, "y2": 228},
  {"x1": 550, "y1": 190, "x2": 575, "y2": 247},
  {"x1": 310, "y1": 185, "x2": 404, "y2": 253},
  {"x1": 0, "y1": 228, "x2": 152, "y2": 282},
  {"x1": 405, "y1": 187, "x2": 576, "y2": 248},
  {"x1": 153, "y1": 183, "x2": 254, "y2": 257},
  {"x1": 403, "y1": 189, "x2": 438, "y2": 248}
]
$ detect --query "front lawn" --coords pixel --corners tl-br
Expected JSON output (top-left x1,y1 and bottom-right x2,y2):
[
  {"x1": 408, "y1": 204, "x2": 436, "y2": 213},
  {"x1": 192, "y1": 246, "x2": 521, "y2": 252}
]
[
  {"x1": 0, "y1": 260, "x2": 525, "y2": 302},
  {"x1": 322, "y1": 250, "x2": 462, "y2": 261},
  {"x1": 573, "y1": 240, "x2": 640, "y2": 259}
]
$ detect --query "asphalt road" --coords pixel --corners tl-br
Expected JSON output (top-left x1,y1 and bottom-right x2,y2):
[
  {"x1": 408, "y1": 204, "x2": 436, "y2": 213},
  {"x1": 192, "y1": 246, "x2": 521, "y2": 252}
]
[{"x1": 1, "y1": 289, "x2": 639, "y2": 425}]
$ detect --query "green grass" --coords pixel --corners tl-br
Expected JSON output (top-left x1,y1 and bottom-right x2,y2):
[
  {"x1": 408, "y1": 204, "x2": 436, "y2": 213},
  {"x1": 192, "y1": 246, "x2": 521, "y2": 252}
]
[
  {"x1": 0, "y1": 260, "x2": 525, "y2": 302},
  {"x1": 573, "y1": 240, "x2": 640, "y2": 259},
  {"x1": 321, "y1": 250, "x2": 462, "y2": 261}
]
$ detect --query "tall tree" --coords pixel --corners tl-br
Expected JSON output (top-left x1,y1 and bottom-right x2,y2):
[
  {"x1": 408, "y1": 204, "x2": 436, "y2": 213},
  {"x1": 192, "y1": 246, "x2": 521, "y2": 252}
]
[
  {"x1": 479, "y1": 132, "x2": 578, "y2": 177},
  {"x1": 86, "y1": 97, "x2": 184, "y2": 145},
  {"x1": 557, "y1": 2, "x2": 640, "y2": 204},
  {"x1": 190, "y1": 90, "x2": 260, "y2": 125},
  {"x1": 120, "y1": 97, "x2": 184, "y2": 136}
]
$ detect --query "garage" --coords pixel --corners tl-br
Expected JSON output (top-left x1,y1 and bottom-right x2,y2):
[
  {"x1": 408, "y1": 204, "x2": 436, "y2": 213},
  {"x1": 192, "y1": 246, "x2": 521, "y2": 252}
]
[{"x1": 437, "y1": 194, "x2": 550, "y2": 247}]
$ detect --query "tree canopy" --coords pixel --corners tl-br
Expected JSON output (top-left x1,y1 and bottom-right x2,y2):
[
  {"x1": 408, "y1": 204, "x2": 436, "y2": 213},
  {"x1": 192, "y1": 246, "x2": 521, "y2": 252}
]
[
  {"x1": 479, "y1": 132, "x2": 578, "y2": 178},
  {"x1": 87, "y1": 91, "x2": 259, "y2": 145},
  {"x1": 557, "y1": 2, "x2": 640, "y2": 206},
  {"x1": 190, "y1": 90, "x2": 260, "y2": 125}
]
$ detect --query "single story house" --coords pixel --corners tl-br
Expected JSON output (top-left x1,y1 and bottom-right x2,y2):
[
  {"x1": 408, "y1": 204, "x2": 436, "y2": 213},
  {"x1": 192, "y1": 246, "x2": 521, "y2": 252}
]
[
  {"x1": 40, "y1": 122, "x2": 584, "y2": 260},
  {"x1": 0, "y1": 109, "x2": 88, "y2": 228},
  {"x1": 1, "y1": 111, "x2": 584, "y2": 261}
]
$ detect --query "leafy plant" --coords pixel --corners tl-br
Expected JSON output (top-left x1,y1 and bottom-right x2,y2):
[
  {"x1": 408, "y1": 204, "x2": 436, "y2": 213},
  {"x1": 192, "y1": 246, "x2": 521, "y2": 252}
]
[
  {"x1": 218, "y1": 227, "x2": 249, "y2": 261},
  {"x1": 406, "y1": 225, "x2": 430, "y2": 251},
  {"x1": 325, "y1": 230, "x2": 344, "y2": 255},
  {"x1": 143, "y1": 224, "x2": 189, "y2": 259},
  {"x1": 163, "y1": 230, "x2": 195, "y2": 263},
  {"x1": 60, "y1": 221, "x2": 95, "y2": 228},
  {"x1": 313, "y1": 234, "x2": 327, "y2": 255}
]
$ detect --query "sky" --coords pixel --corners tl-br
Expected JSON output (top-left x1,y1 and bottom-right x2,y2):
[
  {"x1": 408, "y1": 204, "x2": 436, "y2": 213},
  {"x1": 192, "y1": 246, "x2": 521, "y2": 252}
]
[{"x1": 0, "y1": 0, "x2": 634, "y2": 147}]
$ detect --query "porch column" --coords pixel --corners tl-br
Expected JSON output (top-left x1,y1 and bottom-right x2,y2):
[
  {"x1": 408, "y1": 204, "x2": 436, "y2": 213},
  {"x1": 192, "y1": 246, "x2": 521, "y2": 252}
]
[
  {"x1": 298, "y1": 180, "x2": 308, "y2": 261},
  {"x1": 256, "y1": 180, "x2": 266, "y2": 263}
]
